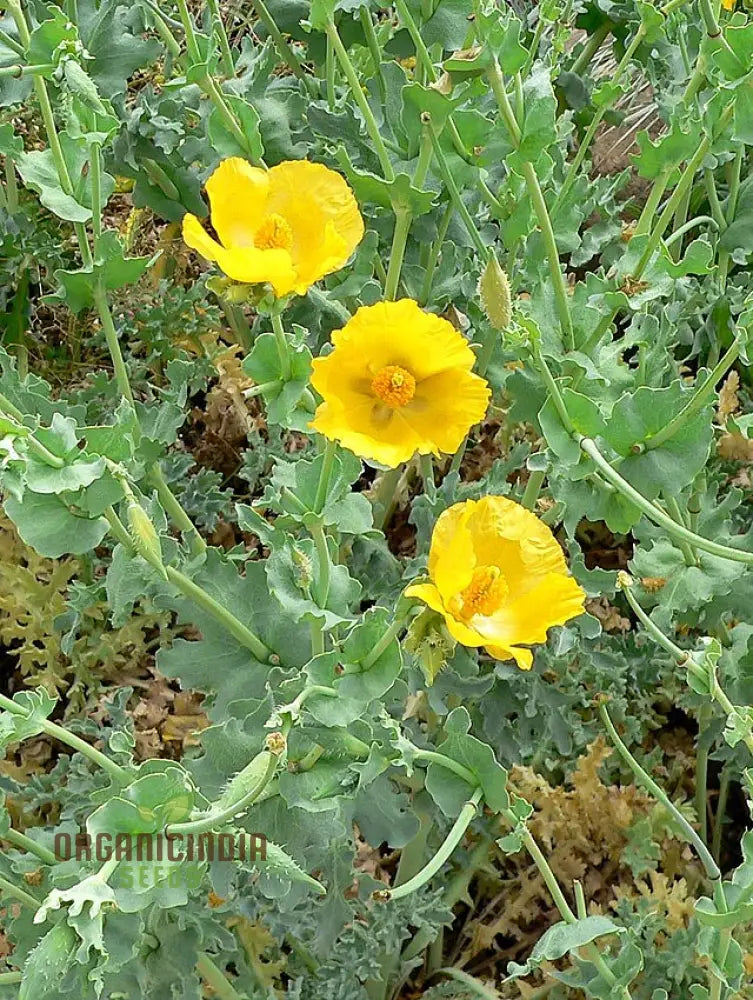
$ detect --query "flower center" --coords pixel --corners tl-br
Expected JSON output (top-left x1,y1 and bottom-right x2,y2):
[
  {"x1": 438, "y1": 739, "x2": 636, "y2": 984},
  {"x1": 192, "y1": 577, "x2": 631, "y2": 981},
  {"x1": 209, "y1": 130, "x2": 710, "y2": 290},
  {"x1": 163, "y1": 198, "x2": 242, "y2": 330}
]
[
  {"x1": 456, "y1": 566, "x2": 508, "y2": 619},
  {"x1": 254, "y1": 214, "x2": 294, "y2": 251},
  {"x1": 371, "y1": 365, "x2": 416, "y2": 408}
]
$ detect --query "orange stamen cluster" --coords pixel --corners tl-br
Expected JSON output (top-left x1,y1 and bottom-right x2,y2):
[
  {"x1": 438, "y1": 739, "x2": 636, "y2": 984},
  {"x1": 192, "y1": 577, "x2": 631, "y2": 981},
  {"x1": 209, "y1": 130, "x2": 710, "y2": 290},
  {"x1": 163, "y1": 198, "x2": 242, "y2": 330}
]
[
  {"x1": 254, "y1": 213, "x2": 294, "y2": 251},
  {"x1": 371, "y1": 365, "x2": 416, "y2": 408},
  {"x1": 457, "y1": 566, "x2": 508, "y2": 619}
]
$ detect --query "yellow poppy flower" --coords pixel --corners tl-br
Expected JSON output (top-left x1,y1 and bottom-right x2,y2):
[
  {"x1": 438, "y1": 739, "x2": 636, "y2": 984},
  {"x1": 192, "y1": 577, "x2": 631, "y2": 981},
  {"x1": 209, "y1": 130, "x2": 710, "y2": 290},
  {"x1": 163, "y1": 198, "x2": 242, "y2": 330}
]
[
  {"x1": 182, "y1": 158, "x2": 364, "y2": 298},
  {"x1": 721, "y1": 0, "x2": 735, "y2": 9},
  {"x1": 309, "y1": 299, "x2": 490, "y2": 467},
  {"x1": 405, "y1": 496, "x2": 585, "y2": 669}
]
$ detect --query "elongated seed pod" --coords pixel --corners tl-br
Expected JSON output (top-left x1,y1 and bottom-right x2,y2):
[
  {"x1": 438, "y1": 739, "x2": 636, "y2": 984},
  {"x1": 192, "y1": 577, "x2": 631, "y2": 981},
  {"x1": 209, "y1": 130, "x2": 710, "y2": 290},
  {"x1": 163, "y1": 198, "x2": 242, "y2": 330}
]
[
  {"x1": 478, "y1": 250, "x2": 512, "y2": 331},
  {"x1": 215, "y1": 749, "x2": 274, "y2": 814},
  {"x1": 20, "y1": 921, "x2": 78, "y2": 1000}
]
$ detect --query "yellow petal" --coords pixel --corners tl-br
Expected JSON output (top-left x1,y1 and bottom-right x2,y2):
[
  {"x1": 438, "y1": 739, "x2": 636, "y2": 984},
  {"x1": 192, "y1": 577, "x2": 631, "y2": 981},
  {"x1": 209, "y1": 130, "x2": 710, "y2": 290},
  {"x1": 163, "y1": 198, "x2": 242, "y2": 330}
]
[
  {"x1": 330, "y1": 300, "x2": 478, "y2": 382},
  {"x1": 405, "y1": 583, "x2": 488, "y2": 649},
  {"x1": 182, "y1": 211, "x2": 296, "y2": 295},
  {"x1": 216, "y1": 245, "x2": 297, "y2": 296},
  {"x1": 479, "y1": 572, "x2": 586, "y2": 649},
  {"x1": 401, "y1": 368, "x2": 490, "y2": 455},
  {"x1": 205, "y1": 157, "x2": 269, "y2": 248},
  {"x1": 468, "y1": 495, "x2": 570, "y2": 596},
  {"x1": 182, "y1": 213, "x2": 223, "y2": 263},
  {"x1": 425, "y1": 502, "x2": 476, "y2": 604},
  {"x1": 309, "y1": 397, "x2": 424, "y2": 467},
  {"x1": 266, "y1": 160, "x2": 364, "y2": 292},
  {"x1": 485, "y1": 643, "x2": 534, "y2": 670}
]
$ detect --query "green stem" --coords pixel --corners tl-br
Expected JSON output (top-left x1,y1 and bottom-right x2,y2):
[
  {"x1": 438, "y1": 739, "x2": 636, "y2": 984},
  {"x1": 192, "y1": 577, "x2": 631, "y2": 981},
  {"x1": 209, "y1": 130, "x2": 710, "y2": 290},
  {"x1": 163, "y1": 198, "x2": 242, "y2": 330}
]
[
  {"x1": 384, "y1": 208, "x2": 412, "y2": 301},
  {"x1": 196, "y1": 954, "x2": 244, "y2": 1000},
  {"x1": 0, "y1": 691, "x2": 128, "y2": 783},
  {"x1": 664, "y1": 214, "x2": 718, "y2": 248},
  {"x1": 325, "y1": 33, "x2": 336, "y2": 110},
  {"x1": 501, "y1": 808, "x2": 629, "y2": 994},
  {"x1": 0, "y1": 62, "x2": 55, "y2": 78},
  {"x1": 487, "y1": 59, "x2": 573, "y2": 349},
  {"x1": 634, "y1": 111, "x2": 733, "y2": 278},
  {"x1": 521, "y1": 469, "x2": 545, "y2": 510},
  {"x1": 250, "y1": 0, "x2": 313, "y2": 91},
  {"x1": 385, "y1": 788, "x2": 483, "y2": 900},
  {"x1": 200, "y1": 72, "x2": 263, "y2": 165},
  {"x1": 92, "y1": 285, "x2": 134, "y2": 406},
  {"x1": 314, "y1": 438, "x2": 337, "y2": 513},
  {"x1": 570, "y1": 21, "x2": 612, "y2": 76},
  {"x1": 635, "y1": 167, "x2": 671, "y2": 236},
  {"x1": 169, "y1": 754, "x2": 277, "y2": 836},
  {"x1": 696, "y1": 704, "x2": 712, "y2": 845},
  {"x1": 581, "y1": 438, "x2": 753, "y2": 565},
  {"x1": 665, "y1": 496, "x2": 698, "y2": 566},
  {"x1": 359, "y1": 6, "x2": 386, "y2": 104},
  {"x1": 2, "y1": 827, "x2": 56, "y2": 864},
  {"x1": 149, "y1": 462, "x2": 206, "y2": 556},
  {"x1": 718, "y1": 145, "x2": 744, "y2": 290},
  {"x1": 420, "y1": 201, "x2": 454, "y2": 305},
  {"x1": 0, "y1": 26, "x2": 24, "y2": 56},
  {"x1": 206, "y1": 0, "x2": 234, "y2": 76},
  {"x1": 165, "y1": 565, "x2": 271, "y2": 661},
  {"x1": 384, "y1": 124, "x2": 433, "y2": 300},
  {"x1": 175, "y1": 0, "x2": 201, "y2": 62},
  {"x1": 104, "y1": 507, "x2": 272, "y2": 661},
  {"x1": 0, "y1": 972, "x2": 22, "y2": 984},
  {"x1": 0, "y1": 394, "x2": 65, "y2": 467},
  {"x1": 271, "y1": 310, "x2": 291, "y2": 380},
  {"x1": 600, "y1": 703, "x2": 721, "y2": 880},
  {"x1": 325, "y1": 20, "x2": 394, "y2": 180},
  {"x1": 371, "y1": 466, "x2": 403, "y2": 532},
  {"x1": 645, "y1": 339, "x2": 740, "y2": 452},
  {"x1": 618, "y1": 577, "x2": 689, "y2": 663},
  {"x1": 311, "y1": 522, "x2": 331, "y2": 609},
  {"x1": 552, "y1": 25, "x2": 646, "y2": 214},
  {"x1": 712, "y1": 765, "x2": 731, "y2": 863},
  {"x1": 360, "y1": 618, "x2": 403, "y2": 670},
  {"x1": 704, "y1": 168, "x2": 727, "y2": 231},
  {"x1": 0, "y1": 873, "x2": 40, "y2": 911},
  {"x1": 530, "y1": 339, "x2": 575, "y2": 434},
  {"x1": 402, "y1": 835, "x2": 492, "y2": 962},
  {"x1": 427, "y1": 123, "x2": 486, "y2": 258},
  {"x1": 89, "y1": 141, "x2": 102, "y2": 247},
  {"x1": 419, "y1": 453, "x2": 436, "y2": 502},
  {"x1": 432, "y1": 968, "x2": 500, "y2": 1000}
]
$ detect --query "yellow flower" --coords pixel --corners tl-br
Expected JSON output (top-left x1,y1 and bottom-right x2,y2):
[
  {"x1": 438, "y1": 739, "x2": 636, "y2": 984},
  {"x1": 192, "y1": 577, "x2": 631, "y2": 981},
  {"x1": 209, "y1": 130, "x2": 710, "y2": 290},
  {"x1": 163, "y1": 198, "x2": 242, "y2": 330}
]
[
  {"x1": 182, "y1": 158, "x2": 364, "y2": 298},
  {"x1": 721, "y1": 0, "x2": 735, "y2": 8},
  {"x1": 405, "y1": 496, "x2": 585, "y2": 669},
  {"x1": 309, "y1": 299, "x2": 490, "y2": 467}
]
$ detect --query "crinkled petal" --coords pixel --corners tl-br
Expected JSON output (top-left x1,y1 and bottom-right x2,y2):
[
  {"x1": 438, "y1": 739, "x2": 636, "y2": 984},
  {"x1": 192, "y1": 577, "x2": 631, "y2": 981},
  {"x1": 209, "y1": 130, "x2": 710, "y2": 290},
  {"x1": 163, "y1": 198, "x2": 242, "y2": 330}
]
[
  {"x1": 182, "y1": 213, "x2": 296, "y2": 295},
  {"x1": 478, "y1": 572, "x2": 586, "y2": 649},
  {"x1": 484, "y1": 643, "x2": 534, "y2": 670},
  {"x1": 400, "y1": 369, "x2": 490, "y2": 456},
  {"x1": 309, "y1": 396, "x2": 424, "y2": 467},
  {"x1": 329, "y1": 301, "x2": 478, "y2": 382},
  {"x1": 404, "y1": 583, "x2": 488, "y2": 649},
  {"x1": 267, "y1": 161, "x2": 363, "y2": 291},
  {"x1": 425, "y1": 502, "x2": 476, "y2": 604},
  {"x1": 468, "y1": 495, "x2": 570, "y2": 596},
  {"x1": 205, "y1": 157, "x2": 269, "y2": 248}
]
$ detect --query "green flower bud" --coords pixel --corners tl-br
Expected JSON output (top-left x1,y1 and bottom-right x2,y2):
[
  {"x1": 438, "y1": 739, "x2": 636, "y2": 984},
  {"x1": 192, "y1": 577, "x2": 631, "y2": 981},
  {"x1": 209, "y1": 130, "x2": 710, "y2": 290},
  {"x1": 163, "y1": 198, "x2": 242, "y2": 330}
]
[
  {"x1": 478, "y1": 251, "x2": 512, "y2": 331},
  {"x1": 126, "y1": 500, "x2": 167, "y2": 579}
]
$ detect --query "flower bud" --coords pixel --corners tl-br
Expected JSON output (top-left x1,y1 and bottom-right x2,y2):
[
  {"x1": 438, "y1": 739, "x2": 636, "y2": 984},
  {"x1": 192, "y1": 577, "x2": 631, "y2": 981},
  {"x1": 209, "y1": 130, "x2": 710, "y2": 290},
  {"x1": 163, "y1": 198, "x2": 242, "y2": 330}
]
[
  {"x1": 126, "y1": 501, "x2": 167, "y2": 579},
  {"x1": 478, "y1": 251, "x2": 512, "y2": 331}
]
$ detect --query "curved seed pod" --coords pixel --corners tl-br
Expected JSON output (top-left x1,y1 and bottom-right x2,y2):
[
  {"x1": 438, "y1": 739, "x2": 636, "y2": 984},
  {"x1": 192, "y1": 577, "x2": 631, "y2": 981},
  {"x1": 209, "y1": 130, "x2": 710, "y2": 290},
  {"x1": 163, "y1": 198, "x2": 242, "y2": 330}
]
[
  {"x1": 20, "y1": 921, "x2": 78, "y2": 1000},
  {"x1": 215, "y1": 749, "x2": 275, "y2": 814}
]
